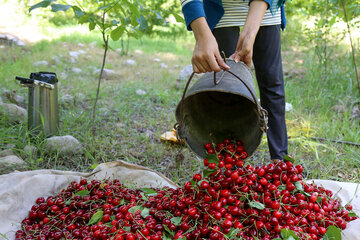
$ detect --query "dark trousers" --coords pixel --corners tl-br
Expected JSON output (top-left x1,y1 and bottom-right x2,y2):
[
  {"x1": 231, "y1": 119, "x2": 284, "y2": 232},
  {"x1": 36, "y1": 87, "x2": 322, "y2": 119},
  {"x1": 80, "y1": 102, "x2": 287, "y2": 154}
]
[{"x1": 213, "y1": 25, "x2": 288, "y2": 160}]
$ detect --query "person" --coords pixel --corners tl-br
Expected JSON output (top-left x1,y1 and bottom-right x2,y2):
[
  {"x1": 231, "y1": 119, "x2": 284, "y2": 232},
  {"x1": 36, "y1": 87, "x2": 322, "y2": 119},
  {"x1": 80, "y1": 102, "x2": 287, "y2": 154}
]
[{"x1": 180, "y1": 0, "x2": 288, "y2": 160}]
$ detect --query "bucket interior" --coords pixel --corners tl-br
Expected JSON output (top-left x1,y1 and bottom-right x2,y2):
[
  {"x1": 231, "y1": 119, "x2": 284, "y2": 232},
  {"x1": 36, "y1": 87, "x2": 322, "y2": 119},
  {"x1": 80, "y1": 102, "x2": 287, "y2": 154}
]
[{"x1": 178, "y1": 91, "x2": 263, "y2": 158}]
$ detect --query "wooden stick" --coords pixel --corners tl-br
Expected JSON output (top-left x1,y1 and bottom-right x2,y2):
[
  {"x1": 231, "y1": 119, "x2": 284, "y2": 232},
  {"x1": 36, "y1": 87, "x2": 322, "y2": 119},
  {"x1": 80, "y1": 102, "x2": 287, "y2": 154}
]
[{"x1": 310, "y1": 137, "x2": 360, "y2": 147}]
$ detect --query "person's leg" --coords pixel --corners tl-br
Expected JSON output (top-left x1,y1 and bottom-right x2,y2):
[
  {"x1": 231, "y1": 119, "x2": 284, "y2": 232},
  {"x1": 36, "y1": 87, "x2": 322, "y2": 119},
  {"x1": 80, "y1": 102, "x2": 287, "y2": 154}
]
[
  {"x1": 212, "y1": 26, "x2": 240, "y2": 58},
  {"x1": 252, "y1": 24, "x2": 288, "y2": 160}
]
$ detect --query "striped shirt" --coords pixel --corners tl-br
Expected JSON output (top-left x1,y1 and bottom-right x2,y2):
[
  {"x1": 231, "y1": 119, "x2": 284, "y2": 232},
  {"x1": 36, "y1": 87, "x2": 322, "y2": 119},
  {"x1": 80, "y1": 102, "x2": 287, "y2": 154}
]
[{"x1": 215, "y1": 0, "x2": 281, "y2": 28}]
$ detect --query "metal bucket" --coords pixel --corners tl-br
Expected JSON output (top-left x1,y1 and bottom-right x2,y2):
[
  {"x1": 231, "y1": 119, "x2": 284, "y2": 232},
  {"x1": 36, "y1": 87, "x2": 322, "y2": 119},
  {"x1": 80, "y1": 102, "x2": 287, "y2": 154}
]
[
  {"x1": 175, "y1": 60, "x2": 268, "y2": 159},
  {"x1": 16, "y1": 72, "x2": 59, "y2": 137}
]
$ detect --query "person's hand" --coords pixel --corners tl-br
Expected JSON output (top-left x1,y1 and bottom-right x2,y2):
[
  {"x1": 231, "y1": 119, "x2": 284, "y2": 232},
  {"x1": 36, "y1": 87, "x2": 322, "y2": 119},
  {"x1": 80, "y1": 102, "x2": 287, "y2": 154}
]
[
  {"x1": 190, "y1": 17, "x2": 230, "y2": 73},
  {"x1": 230, "y1": 33, "x2": 254, "y2": 68},
  {"x1": 230, "y1": 0, "x2": 268, "y2": 68}
]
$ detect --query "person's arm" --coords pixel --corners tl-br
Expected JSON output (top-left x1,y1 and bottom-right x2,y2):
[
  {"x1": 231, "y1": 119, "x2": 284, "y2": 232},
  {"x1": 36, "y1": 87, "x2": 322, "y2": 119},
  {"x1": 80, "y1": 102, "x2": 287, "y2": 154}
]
[
  {"x1": 190, "y1": 17, "x2": 230, "y2": 73},
  {"x1": 230, "y1": 0, "x2": 268, "y2": 67}
]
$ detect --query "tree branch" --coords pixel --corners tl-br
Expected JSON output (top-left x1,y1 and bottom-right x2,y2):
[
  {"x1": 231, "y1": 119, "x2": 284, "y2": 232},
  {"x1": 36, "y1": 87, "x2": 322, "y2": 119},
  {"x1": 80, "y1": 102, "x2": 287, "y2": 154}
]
[{"x1": 340, "y1": 0, "x2": 360, "y2": 96}]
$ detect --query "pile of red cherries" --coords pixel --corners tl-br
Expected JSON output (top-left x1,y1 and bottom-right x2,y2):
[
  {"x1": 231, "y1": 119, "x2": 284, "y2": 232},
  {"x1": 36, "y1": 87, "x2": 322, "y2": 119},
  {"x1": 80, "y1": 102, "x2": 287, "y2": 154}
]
[{"x1": 16, "y1": 139, "x2": 357, "y2": 240}]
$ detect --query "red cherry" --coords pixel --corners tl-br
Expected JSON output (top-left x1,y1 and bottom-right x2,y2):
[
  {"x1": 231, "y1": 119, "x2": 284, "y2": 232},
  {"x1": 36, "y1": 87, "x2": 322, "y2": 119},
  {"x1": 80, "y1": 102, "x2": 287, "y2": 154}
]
[{"x1": 193, "y1": 173, "x2": 202, "y2": 182}]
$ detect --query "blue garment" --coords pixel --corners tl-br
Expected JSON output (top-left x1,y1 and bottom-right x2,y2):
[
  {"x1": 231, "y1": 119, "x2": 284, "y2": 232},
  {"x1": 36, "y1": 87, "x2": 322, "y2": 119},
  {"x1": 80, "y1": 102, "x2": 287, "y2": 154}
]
[{"x1": 181, "y1": 0, "x2": 286, "y2": 31}]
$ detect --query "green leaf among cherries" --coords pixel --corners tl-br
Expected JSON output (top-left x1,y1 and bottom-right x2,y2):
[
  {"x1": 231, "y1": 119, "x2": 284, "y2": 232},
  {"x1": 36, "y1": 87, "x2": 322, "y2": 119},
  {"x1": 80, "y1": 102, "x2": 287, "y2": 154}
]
[
  {"x1": 203, "y1": 169, "x2": 216, "y2": 178},
  {"x1": 348, "y1": 210, "x2": 359, "y2": 218},
  {"x1": 141, "y1": 188, "x2": 158, "y2": 196},
  {"x1": 88, "y1": 210, "x2": 103, "y2": 225},
  {"x1": 248, "y1": 201, "x2": 265, "y2": 210},
  {"x1": 170, "y1": 217, "x2": 182, "y2": 226},
  {"x1": 140, "y1": 207, "x2": 150, "y2": 218},
  {"x1": 75, "y1": 190, "x2": 90, "y2": 197},
  {"x1": 323, "y1": 225, "x2": 342, "y2": 240},
  {"x1": 280, "y1": 229, "x2": 300, "y2": 240},
  {"x1": 283, "y1": 155, "x2": 295, "y2": 163},
  {"x1": 128, "y1": 206, "x2": 143, "y2": 215},
  {"x1": 205, "y1": 153, "x2": 219, "y2": 164}
]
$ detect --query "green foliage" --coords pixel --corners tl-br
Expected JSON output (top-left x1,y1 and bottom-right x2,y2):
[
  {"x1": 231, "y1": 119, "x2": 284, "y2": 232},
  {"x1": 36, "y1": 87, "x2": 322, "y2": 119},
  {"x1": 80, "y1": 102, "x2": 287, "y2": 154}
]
[
  {"x1": 323, "y1": 226, "x2": 342, "y2": 240},
  {"x1": 88, "y1": 210, "x2": 103, "y2": 225},
  {"x1": 29, "y1": 0, "x2": 183, "y2": 42},
  {"x1": 29, "y1": 0, "x2": 183, "y2": 40},
  {"x1": 280, "y1": 229, "x2": 300, "y2": 240},
  {"x1": 287, "y1": 0, "x2": 359, "y2": 23}
]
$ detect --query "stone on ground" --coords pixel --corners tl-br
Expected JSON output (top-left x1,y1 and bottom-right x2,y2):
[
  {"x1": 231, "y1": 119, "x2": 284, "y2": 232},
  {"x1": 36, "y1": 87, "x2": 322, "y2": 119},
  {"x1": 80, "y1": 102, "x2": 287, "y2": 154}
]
[
  {"x1": 60, "y1": 94, "x2": 74, "y2": 106},
  {"x1": 0, "y1": 155, "x2": 26, "y2": 168},
  {"x1": 136, "y1": 89, "x2": 146, "y2": 96},
  {"x1": 0, "y1": 102, "x2": 27, "y2": 123},
  {"x1": 24, "y1": 145, "x2": 37, "y2": 157},
  {"x1": 160, "y1": 63, "x2": 168, "y2": 69},
  {"x1": 33, "y1": 60, "x2": 48, "y2": 67},
  {"x1": 45, "y1": 135, "x2": 82, "y2": 155},
  {"x1": 93, "y1": 68, "x2": 117, "y2": 79},
  {"x1": 71, "y1": 67, "x2": 82, "y2": 74},
  {"x1": 125, "y1": 59, "x2": 136, "y2": 66},
  {"x1": 2, "y1": 89, "x2": 26, "y2": 106},
  {"x1": 178, "y1": 65, "x2": 203, "y2": 81},
  {"x1": 0, "y1": 149, "x2": 14, "y2": 158}
]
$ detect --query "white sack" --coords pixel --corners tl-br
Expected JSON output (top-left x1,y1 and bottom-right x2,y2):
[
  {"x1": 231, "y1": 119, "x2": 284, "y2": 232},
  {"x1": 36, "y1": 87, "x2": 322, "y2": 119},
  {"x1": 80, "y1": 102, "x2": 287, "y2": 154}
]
[
  {"x1": 0, "y1": 160, "x2": 177, "y2": 240},
  {"x1": 306, "y1": 180, "x2": 360, "y2": 239},
  {"x1": 0, "y1": 162, "x2": 359, "y2": 240}
]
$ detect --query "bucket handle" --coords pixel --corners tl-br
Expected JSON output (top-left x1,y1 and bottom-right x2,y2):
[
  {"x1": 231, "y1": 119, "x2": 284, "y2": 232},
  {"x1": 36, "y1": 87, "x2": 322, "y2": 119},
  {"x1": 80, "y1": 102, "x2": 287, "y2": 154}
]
[{"x1": 176, "y1": 65, "x2": 268, "y2": 135}]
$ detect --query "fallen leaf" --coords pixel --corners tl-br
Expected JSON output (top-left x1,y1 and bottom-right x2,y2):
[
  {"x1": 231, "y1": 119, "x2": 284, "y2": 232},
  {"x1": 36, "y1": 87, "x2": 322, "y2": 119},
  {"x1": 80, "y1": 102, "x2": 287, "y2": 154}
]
[{"x1": 160, "y1": 129, "x2": 184, "y2": 144}]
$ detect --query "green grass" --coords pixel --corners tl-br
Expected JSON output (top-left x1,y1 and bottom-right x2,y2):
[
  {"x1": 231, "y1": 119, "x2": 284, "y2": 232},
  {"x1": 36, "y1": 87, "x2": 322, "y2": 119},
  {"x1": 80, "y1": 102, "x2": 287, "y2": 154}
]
[{"x1": 0, "y1": 19, "x2": 359, "y2": 185}]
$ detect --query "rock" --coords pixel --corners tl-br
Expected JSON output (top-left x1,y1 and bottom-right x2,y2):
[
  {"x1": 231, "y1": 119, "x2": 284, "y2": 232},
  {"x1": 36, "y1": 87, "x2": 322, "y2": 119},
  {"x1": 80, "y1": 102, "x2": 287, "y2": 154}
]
[
  {"x1": 0, "y1": 149, "x2": 14, "y2": 158},
  {"x1": 145, "y1": 130, "x2": 153, "y2": 137},
  {"x1": 0, "y1": 34, "x2": 26, "y2": 46},
  {"x1": 45, "y1": 135, "x2": 82, "y2": 155},
  {"x1": 78, "y1": 43, "x2": 84, "y2": 47},
  {"x1": 134, "y1": 49, "x2": 143, "y2": 54},
  {"x1": 333, "y1": 104, "x2": 346, "y2": 113},
  {"x1": 0, "y1": 102, "x2": 27, "y2": 123},
  {"x1": 99, "y1": 108, "x2": 109, "y2": 116},
  {"x1": 125, "y1": 59, "x2": 136, "y2": 66},
  {"x1": 0, "y1": 155, "x2": 26, "y2": 168},
  {"x1": 285, "y1": 102, "x2": 293, "y2": 112},
  {"x1": 153, "y1": 58, "x2": 161, "y2": 62},
  {"x1": 2, "y1": 89, "x2": 26, "y2": 106},
  {"x1": 71, "y1": 67, "x2": 82, "y2": 74},
  {"x1": 13, "y1": 39, "x2": 26, "y2": 46},
  {"x1": 160, "y1": 63, "x2": 168, "y2": 69},
  {"x1": 0, "y1": 45, "x2": 5, "y2": 49},
  {"x1": 60, "y1": 72, "x2": 68, "y2": 80},
  {"x1": 60, "y1": 94, "x2": 74, "y2": 105},
  {"x1": 116, "y1": 122, "x2": 125, "y2": 128},
  {"x1": 136, "y1": 89, "x2": 146, "y2": 96},
  {"x1": 75, "y1": 93, "x2": 86, "y2": 102},
  {"x1": 93, "y1": 68, "x2": 117, "y2": 79},
  {"x1": 351, "y1": 105, "x2": 360, "y2": 121},
  {"x1": 70, "y1": 57, "x2": 77, "y2": 63},
  {"x1": 6, "y1": 144, "x2": 16, "y2": 149},
  {"x1": 24, "y1": 145, "x2": 37, "y2": 157},
  {"x1": 69, "y1": 51, "x2": 86, "y2": 63},
  {"x1": 33, "y1": 61, "x2": 48, "y2": 67},
  {"x1": 52, "y1": 56, "x2": 62, "y2": 64},
  {"x1": 69, "y1": 51, "x2": 81, "y2": 58},
  {"x1": 178, "y1": 65, "x2": 203, "y2": 81}
]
